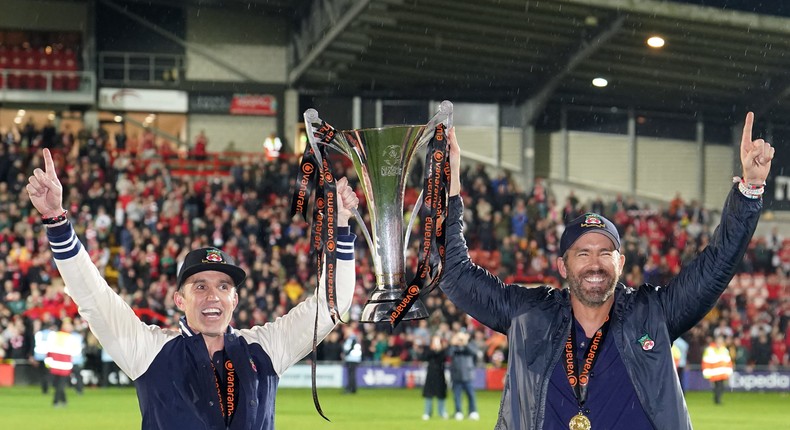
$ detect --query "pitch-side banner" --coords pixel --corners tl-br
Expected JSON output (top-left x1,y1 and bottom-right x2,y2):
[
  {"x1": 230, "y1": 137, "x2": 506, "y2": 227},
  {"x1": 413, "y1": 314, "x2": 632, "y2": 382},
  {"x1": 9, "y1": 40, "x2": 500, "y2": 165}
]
[
  {"x1": 686, "y1": 370, "x2": 790, "y2": 392},
  {"x1": 279, "y1": 363, "x2": 343, "y2": 388},
  {"x1": 354, "y1": 366, "x2": 487, "y2": 389}
]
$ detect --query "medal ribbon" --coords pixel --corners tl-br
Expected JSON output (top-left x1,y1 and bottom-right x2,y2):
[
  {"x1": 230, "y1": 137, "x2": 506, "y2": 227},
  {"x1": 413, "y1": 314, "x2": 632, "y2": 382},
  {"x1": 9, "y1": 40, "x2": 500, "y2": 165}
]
[
  {"x1": 565, "y1": 312, "x2": 611, "y2": 411},
  {"x1": 387, "y1": 124, "x2": 449, "y2": 328},
  {"x1": 211, "y1": 357, "x2": 237, "y2": 427},
  {"x1": 320, "y1": 150, "x2": 341, "y2": 323},
  {"x1": 290, "y1": 147, "x2": 318, "y2": 220},
  {"x1": 297, "y1": 120, "x2": 343, "y2": 421}
]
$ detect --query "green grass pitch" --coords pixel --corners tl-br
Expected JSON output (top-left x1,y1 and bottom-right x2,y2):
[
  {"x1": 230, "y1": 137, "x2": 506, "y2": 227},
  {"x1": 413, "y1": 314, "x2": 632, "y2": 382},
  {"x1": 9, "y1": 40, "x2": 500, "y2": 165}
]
[{"x1": 0, "y1": 386, "x2": 786, "y2": 429}]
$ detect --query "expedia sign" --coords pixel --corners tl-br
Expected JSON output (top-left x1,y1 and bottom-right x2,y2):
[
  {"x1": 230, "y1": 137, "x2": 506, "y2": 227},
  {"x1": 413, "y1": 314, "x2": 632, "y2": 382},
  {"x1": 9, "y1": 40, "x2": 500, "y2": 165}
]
[
  {"x1": 686, "y1": 369, "x2": 790, "y2": 391},
  {"x1": 730, "y1": 371, "x2": 790, "y2": 391}
]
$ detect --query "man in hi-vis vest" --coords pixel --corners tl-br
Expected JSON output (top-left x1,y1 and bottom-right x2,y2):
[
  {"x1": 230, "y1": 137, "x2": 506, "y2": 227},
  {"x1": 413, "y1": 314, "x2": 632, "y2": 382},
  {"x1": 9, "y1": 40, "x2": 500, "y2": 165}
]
[
  {"x1": 45, "y1": 318, "x2": 81, "y2": 407},
  {"x1": 701, "y1": 335, "x2": 734, "y2": 404}
]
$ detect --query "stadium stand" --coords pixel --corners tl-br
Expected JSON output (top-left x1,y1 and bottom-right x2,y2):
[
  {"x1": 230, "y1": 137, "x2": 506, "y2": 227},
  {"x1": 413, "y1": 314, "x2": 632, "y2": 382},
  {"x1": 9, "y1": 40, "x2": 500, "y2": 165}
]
[
  {"x1": 0, "y1": 121, "x2": 788, "y2": 384},
  {"x1": 0, "y1": 42, "x2": 81, "y2": 91}
]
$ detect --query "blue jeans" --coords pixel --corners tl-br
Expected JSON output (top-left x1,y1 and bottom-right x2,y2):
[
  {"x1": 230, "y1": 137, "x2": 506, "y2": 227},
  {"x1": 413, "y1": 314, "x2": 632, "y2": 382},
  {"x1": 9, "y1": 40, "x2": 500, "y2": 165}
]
[
  {"x1": 452, "y1": 381, "x2": 477, "y2": 414},
  {"x1": 424, "y1": 397, "x2": 446, "y2": 417}
]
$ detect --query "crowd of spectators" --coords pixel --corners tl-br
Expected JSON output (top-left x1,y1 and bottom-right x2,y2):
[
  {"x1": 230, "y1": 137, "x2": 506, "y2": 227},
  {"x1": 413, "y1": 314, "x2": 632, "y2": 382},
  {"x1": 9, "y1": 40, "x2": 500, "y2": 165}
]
[{"x1": 0, "y1": 120, "x2": 788, "y2": 385}]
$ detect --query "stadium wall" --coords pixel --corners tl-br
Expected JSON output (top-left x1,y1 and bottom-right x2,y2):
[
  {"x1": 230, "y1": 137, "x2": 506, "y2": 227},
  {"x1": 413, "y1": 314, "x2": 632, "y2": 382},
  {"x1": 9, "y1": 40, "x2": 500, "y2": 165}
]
[
  {"x1": 0, "y1": 0, "x2": 87, "y2": 31},
  {"x1": 547, "y1": 130, "x2": 736, "y2": 209},
  {"x1": 184, "y1": 6, "x2": 288, "y2": 83},
  {"x1": 187, "y1": 113, "x2": 276, "y2": 153}
]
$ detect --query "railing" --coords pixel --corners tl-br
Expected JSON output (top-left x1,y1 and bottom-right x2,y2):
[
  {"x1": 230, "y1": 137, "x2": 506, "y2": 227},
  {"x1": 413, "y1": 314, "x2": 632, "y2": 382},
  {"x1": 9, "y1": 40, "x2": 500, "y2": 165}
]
[
  {"x1": 120, "y1": 114, "x2": 185, "y2": 148},
  {"x1": 107, "y1": 149, "x2": 273, "y2": 178},
  {"x1": 99, "y1": 51, "x2": 185, "y2": 85}
]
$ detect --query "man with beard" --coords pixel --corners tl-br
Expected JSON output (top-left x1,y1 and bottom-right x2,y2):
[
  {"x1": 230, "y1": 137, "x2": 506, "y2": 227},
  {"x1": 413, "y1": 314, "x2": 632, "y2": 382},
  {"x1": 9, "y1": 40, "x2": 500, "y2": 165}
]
[{"x1": 440, "y1": 112, "x2": 773, "y2": 430}]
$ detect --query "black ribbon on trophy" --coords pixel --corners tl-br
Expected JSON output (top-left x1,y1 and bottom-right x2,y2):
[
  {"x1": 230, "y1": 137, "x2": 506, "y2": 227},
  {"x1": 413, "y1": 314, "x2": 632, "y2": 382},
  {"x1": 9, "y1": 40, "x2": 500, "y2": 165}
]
[
  {"x1": 289, "y1": 101, "x2": 454, "y2": 420},
  {"x1": 386, "y1": 123, "x2": 450, "y2": 327},
  {"x1": 289, "y1": 127, "x2": 342, "y2": 421}
]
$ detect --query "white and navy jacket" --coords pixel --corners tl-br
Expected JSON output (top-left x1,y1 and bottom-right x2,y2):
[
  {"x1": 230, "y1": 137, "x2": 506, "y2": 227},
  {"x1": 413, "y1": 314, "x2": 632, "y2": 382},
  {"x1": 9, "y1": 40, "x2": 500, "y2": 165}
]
[{"x1": 47, "y1": 222, "x2": 356, "y2": 430}]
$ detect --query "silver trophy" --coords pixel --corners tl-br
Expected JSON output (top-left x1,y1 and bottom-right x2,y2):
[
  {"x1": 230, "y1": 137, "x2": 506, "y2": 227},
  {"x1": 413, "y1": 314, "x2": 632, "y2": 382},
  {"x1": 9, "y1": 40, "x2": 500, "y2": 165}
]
[{"x1": 303, "y1": 101, "x2": 454, "y2": 323}]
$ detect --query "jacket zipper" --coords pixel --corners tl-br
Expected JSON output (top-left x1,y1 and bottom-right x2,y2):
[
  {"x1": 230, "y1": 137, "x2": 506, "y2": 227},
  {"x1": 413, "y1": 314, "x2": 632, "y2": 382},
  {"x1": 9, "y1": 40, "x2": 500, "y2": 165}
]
[{"x1": 535, "y1": 312, "x2": 571, "y2": 429}]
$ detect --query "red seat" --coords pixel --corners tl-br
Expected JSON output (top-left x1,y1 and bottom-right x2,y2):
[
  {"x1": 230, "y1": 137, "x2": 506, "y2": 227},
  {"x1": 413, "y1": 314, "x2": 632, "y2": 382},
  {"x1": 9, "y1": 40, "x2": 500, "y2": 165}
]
[
  {"x1": 50, "y1": 56, "x2": 64, "y2": 90},
  {"x1": 37, "y1": 49, "x2": 51, "y2": 90},
  {"x1": 22, "y1": 50, "x2": 37, "y2": 89},
  {"x1": 0, "y1": 53, "x2": 7, "y2": 89},
  {"x1": 64, "y1": 56, "x2": 78, "y2": 91},
  {"x1": 8, "y1": 56, "x2": 22, "y2": 89}
]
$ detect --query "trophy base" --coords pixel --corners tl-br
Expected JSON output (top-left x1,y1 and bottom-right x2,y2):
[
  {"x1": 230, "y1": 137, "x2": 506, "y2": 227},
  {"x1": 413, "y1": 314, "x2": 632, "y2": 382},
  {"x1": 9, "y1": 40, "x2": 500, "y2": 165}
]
[{"x1": 359, "y1": 298, "x2": 429, "y2": 323}]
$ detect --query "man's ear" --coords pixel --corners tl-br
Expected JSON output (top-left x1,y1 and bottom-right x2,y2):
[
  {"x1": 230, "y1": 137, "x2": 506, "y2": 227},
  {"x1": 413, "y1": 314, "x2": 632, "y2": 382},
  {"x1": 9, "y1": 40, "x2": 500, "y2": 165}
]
[
  {"x1": 173, "y1": 290, "x2": 185, "y2": 311},
  {"x1": 231, "y1": 289, "x2": 239, "y2": 310},
  {"x1": 557, "y1": 256, "x2": 568, "y2": 279}
]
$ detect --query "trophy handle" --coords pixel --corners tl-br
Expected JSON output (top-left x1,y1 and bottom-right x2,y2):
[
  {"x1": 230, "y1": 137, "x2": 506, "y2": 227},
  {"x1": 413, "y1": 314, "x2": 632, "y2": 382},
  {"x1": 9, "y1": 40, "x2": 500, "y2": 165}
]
[
  {"x1": 403, "y1": 189, "x2": 423, "y2": 260},
  {"x1": 416, "y1": 100, "x2": 454, "y2": 148},
  {"x1": 304, "y1": 109, "x2": 373, "y2": 258},
  {"x1": 303, "y1": 108, "x2": 325, "y2": 166},
  {"x1": 352, "y1": 207, "x2": 375, "y2": 255},
  {"x1": 403, "y1": 100, "x2": 453, "y2": 260}
]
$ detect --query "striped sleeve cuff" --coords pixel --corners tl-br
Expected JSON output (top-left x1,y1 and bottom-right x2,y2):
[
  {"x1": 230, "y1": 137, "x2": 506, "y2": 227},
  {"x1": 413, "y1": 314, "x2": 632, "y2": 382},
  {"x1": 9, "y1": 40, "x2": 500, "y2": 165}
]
[
  {"x1": 337, "y1": 226, "x2": 355, "y2": 261},
  {"x1": 46, "y1": 222, "x2": 82, "y2": 260}
]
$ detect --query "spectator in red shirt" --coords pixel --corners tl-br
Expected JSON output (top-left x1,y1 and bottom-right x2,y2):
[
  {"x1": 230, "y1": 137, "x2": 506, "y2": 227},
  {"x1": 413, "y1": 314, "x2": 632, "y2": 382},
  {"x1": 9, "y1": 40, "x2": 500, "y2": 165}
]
[
  {"x1": 193, "y1": 130, "x2": 208, "y2": 161},
  {"x1": 771, "y1": 332, "x2": 787, "y2": 366}
]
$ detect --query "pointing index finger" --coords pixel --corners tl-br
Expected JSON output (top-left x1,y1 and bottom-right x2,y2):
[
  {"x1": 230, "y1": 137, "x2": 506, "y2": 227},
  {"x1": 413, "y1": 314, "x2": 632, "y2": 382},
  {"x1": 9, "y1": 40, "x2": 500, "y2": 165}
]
[
  {"x1": 43, "y1": 148, "x2": 55, "y2": 175},
  {"x1": 741, "y1": 112, "x2": 754, "y2": 145}
]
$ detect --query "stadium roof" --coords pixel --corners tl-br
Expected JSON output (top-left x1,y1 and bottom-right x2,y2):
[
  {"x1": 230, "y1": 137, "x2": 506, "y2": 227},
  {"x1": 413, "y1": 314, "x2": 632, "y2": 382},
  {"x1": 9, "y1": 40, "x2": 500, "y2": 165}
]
[
  {"x1": 281, "y1": 0, "x2": 790, "y2": 126},
  {"x1": 88, "y1": 0, "x2": 790, "y2": 125}
]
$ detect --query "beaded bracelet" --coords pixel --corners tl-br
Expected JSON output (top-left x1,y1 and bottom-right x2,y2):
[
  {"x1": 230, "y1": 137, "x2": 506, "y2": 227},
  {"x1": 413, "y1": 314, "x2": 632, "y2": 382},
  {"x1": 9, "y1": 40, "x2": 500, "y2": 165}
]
[
  {"x1": 732, "y1": 177, "x2": 765, "y2": 199},
  {"x1": 41, "y1": 210, "x2": 69, "y2": 227}
]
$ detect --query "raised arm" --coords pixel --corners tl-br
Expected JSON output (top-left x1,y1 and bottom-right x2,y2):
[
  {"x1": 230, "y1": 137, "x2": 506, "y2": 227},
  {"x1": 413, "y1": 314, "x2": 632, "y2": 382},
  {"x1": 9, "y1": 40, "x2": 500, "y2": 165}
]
[
  {"x1": 240, "y1": 177, "x2": 359, "y2": 375},
  {"x1": 27, "y1": 149, "x2": 174, "y2": 380},
  {"x1": 661, "y1": 112, "x2": 774, "y2": 338},
  {"x1": 440, "y1": 129, "x2": 523, "y2": 333}
]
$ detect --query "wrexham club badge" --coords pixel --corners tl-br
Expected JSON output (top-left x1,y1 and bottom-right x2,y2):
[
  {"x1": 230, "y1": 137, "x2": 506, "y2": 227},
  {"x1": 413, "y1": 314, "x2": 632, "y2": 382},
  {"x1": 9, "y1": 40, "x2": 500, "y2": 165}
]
[
  {"x1": 205, "y1": 249, "x2": 224, "y2": 263},
  {"x1": 638, "y1": 334, "x2": 655, "y2": 351},
  {"x1": 585, "y1": 214, "x2": 603, "y2": 225}
]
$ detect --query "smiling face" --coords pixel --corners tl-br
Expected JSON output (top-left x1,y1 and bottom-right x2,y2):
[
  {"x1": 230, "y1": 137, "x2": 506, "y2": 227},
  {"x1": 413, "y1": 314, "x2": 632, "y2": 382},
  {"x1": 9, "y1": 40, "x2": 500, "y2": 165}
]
[
  {"x1": 558, "y1": 232, "x2": 625, "y2": 308},
  {"x1": 174, "y1": 270, "x2": 238, "y2": 337}
]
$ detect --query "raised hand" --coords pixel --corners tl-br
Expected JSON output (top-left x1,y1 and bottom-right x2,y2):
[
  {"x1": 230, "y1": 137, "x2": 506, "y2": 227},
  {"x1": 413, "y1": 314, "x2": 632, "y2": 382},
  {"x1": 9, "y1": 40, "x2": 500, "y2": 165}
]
[
  {"x1": 447, "y1": 127, "x2": 461, "y2": 196},
  {"x1": 26, "y1": 148, "x2": 65, "y2": 218},
  {"x1": 740, "y1": 112, "x2": 775, "y2": 185},
  {"x1": 335, "y1": 177, "x2": 359, "y2": 227}
]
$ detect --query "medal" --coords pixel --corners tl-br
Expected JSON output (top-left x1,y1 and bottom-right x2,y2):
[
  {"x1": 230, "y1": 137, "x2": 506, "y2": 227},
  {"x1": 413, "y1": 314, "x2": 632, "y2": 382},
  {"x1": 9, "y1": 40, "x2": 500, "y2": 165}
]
[
  {"x1": 569, "y1": 412, "x2": 591, "y2": 430},
  {"x1": 565, "y1": 311, "x2": 610, "y2": 430}
]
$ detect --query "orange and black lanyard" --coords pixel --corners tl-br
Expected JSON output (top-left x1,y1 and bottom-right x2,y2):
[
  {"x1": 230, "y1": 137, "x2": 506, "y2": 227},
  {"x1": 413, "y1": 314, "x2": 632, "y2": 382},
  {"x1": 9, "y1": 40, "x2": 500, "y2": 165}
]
[
  {"x1": 564, "y1": 312, "x2": 611, "y2": 412},
  {"x1": 211, "y1": 357, "x2": 238, "y2": 427},
  {"x1": 387, "y1": 123, "x2": 449, "y2": 328}
]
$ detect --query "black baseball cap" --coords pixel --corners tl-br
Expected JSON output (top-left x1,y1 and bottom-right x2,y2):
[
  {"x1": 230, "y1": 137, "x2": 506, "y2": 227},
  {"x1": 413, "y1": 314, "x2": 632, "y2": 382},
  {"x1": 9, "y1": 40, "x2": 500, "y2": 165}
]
[
  {"x1": 176, "y1": 247, "x2": 247, "y2": 288},
  {"x1": 559, "y1": 212, "x2": 621, "y2": 257}
]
